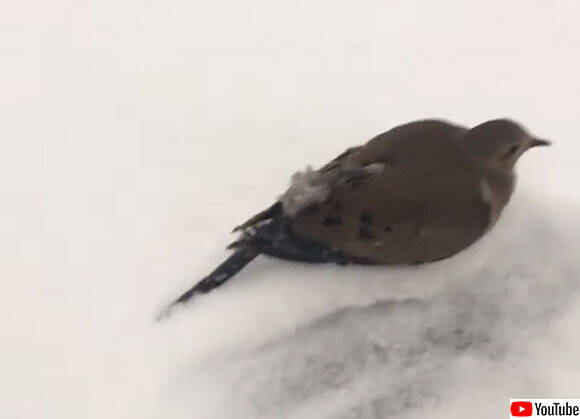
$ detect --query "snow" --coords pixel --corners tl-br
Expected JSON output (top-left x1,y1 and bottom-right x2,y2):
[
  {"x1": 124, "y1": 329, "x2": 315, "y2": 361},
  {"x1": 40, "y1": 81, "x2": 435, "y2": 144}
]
[{"x1": 1, "y1": 0, "x2": 579, "y2": 418}]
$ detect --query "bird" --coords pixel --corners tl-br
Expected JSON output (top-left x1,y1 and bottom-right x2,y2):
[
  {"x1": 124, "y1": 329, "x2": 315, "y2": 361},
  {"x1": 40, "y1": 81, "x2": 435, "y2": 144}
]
[{"x1": 161, "y1": 118, "x2": 550, "y2": 316}]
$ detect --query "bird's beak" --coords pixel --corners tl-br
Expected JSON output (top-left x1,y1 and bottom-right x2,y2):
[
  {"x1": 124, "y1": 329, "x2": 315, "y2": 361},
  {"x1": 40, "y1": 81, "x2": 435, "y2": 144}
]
[{"x1": 529, "y1": 138, "x2": 551, "y2": 148}]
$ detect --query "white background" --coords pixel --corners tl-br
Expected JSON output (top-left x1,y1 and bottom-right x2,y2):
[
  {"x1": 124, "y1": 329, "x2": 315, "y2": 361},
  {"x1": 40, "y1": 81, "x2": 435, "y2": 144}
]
[{"x1": 1, "y1": 1, "x2": 579, "y2": 418}]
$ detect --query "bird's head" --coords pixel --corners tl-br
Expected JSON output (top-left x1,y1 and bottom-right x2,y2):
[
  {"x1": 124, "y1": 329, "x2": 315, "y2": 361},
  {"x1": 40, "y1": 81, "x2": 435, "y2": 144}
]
[{"x1": 463, "y1": 119, "x2": 550, "y2": 171}]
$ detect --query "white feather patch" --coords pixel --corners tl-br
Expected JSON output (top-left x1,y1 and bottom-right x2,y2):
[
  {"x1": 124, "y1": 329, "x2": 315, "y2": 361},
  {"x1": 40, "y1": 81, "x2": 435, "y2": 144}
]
[
  {"x1": 479, "y1": 178, "x2": 494, "y2": 206},
  {"x1": 280, "y1": 166, "x2": 330, "y2": 216}
]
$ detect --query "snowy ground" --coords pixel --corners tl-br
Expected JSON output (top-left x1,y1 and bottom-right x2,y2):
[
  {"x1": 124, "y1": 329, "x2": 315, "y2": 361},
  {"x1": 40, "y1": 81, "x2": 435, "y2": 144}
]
[{"x1": 2, "y1": 1, "x2": 579, "y2": 418}]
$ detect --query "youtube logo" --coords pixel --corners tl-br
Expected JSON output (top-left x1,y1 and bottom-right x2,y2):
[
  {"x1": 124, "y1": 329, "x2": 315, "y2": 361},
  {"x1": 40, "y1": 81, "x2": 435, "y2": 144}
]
[
  {"x1": 510, "y1": 399, "x2": 580, "y2": 417},
  {"x1": 511, "y1": 401, "x2": 533, "y2": 416}
]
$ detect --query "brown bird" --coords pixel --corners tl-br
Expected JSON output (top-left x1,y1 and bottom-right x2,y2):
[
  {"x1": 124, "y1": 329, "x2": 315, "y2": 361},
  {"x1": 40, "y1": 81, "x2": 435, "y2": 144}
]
[{"x1": 162, "y1": 118, "x2": 549, "y2": 314}]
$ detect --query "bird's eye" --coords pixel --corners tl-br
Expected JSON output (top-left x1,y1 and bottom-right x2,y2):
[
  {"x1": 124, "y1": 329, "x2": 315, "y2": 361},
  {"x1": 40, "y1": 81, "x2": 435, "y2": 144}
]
[
  {"x1": 501, "y1": 144, "x2": 520, "y2": 160},
  {"x1": 507, "y1": 145, "x2": 519, "y2": 155}
]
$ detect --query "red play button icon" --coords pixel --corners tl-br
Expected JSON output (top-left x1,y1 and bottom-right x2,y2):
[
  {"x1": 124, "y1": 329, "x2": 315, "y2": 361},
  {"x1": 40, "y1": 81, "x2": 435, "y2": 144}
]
[{"x1": 511, "y1": 401, "x2": 533, "y2": 417}]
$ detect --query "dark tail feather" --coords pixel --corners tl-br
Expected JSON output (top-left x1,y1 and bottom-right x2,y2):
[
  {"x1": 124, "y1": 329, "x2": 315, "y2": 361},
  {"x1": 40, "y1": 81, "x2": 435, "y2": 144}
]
[
  {"x1": 157, "y1": 245, "x2": 260, "y2": 319},
  {"x1": 232, "y1": 201, "x2": 282, "y2": 232},
  {"x1": 175, "y1": 245, "x2": 260, "y2": 303}
]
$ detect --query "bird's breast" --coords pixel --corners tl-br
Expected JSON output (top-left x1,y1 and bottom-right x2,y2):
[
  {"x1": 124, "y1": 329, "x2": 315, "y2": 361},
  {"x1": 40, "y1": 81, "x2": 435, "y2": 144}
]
[{"x1": 478, "y1": 170, "x2": 515, "y2": 228}]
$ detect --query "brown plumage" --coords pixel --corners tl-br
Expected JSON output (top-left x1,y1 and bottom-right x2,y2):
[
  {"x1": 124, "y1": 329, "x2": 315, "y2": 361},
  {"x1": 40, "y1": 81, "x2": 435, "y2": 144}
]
[{"x1": 160, "y1": 118, "x2": 550, "y2": 316}]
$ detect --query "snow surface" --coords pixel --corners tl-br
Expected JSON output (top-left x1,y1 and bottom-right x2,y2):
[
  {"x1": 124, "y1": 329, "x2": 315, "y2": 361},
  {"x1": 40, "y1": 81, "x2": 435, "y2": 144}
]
[{"x1": 2, "y1": 0, "x2": 579, "y2": 418}]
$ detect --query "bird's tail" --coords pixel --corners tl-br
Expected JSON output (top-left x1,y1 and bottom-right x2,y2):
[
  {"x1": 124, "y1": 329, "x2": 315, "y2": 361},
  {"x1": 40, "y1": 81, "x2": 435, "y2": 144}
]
[{"x1": 158, "y1": 244, "x2": 261, "y2": 319}]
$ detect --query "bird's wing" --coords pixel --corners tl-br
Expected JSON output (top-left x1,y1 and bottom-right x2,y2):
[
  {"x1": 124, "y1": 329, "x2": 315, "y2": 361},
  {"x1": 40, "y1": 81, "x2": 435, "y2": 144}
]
[
  {"x1": 289, "y1": 162, "x2": 491, "y2": 264},
  {"x1": 233, "y1": 120, "x2": 468, "y2": 235}
]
